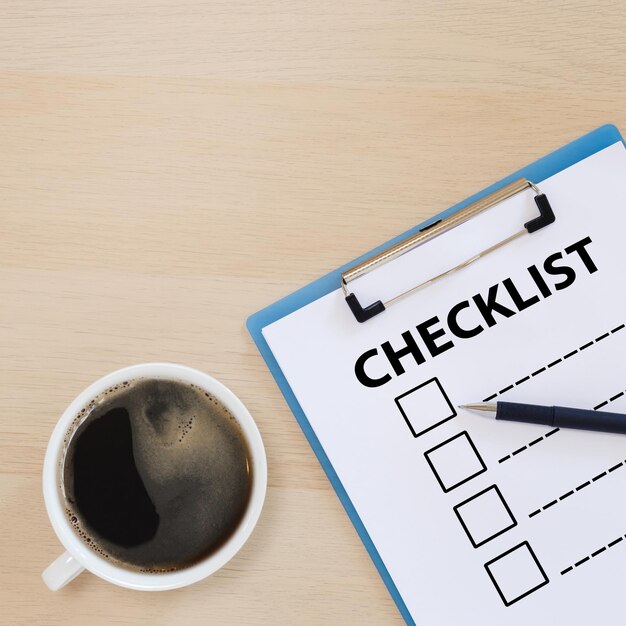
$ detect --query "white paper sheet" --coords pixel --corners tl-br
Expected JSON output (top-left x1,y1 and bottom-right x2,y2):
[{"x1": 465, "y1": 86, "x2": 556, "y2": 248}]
[{"x1": 263, "y1": 142, "x2": 626, "y2": 625}]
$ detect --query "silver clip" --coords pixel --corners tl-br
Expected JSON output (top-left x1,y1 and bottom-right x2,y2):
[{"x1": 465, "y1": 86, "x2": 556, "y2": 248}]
[{"x1": 342, "y1": 179, "x2": 555, "y2": 322}]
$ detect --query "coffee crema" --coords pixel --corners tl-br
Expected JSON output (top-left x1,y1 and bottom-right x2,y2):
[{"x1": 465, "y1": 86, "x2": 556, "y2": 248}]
[{"x1": 62, "y1": 378, "x2": 251, "y2": 572}]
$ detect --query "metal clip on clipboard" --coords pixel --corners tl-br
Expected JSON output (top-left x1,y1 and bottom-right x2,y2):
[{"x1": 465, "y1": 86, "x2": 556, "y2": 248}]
[{"x1": 341, "y1": 179, "x2": 556, "y2": 323}]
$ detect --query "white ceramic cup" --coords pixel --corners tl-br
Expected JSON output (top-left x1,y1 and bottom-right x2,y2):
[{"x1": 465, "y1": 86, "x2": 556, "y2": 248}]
[{"x1": 42, "y1": 363, "x2": 267, "y2": 591}]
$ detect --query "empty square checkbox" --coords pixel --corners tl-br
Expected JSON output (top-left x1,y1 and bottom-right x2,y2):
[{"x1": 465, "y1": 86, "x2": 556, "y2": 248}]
[
  {"x1": 395, "y1": 378, "x2": 456, "y2": 438},
  {"x1": 424, "y1": 431, "x2": 486, "y2": 492},
  {"x1": 484, "y1": 542, "x2": 549, "y2": 607},
  {"x1": 454, "y1": 485, "x2": 516, "y2": 548}
]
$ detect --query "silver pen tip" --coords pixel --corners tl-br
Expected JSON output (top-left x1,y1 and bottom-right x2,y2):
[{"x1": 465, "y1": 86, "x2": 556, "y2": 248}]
[{"x1": 459, "y1": 402, "x2": 497, "y2": 413}]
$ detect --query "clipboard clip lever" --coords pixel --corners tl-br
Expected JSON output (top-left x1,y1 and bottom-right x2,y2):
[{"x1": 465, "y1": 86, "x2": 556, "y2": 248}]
[{"x1": 341, "y1": 179, "x2": 555, "y2": 323}]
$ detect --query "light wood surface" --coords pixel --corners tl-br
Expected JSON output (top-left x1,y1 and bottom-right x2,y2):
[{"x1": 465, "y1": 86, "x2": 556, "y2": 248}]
[{"x1": 1, "y1": 2, "x2": 625, "y2": 624}]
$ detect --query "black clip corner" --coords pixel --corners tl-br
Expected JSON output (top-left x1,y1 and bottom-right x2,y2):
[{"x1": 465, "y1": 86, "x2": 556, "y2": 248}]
[
  {"x1": 345, "y1": 293, "x2": 385, "y2": 323},
  {"x1": 524, "y1": 193, "x2": 556, "y2": 234}
]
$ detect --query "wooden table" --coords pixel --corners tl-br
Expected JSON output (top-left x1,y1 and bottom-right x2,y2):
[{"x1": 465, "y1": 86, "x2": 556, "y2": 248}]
[{"x1": 2, "y1": 2, "x2": 625, "y2": 623}]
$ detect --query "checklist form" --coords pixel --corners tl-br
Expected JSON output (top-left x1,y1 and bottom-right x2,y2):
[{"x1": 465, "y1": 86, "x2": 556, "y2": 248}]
[{"x1": 262, "y1": 142, "x2": 626, "y2": 625}]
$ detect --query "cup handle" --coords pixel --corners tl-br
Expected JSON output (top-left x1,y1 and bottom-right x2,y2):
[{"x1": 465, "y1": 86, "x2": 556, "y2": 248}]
[{"x1": 42, "y1": 551, "x2": 85, "y2": 591}]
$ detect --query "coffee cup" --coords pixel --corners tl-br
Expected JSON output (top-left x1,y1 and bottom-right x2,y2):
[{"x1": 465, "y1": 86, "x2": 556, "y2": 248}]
[{"x1": 42, "y1": 363, "x2": 267, "y2": 591}]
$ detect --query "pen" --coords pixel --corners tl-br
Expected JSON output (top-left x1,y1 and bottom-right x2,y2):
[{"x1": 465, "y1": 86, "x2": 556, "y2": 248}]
[{"x1": 460, "y1": 401, "x2": 626, "y2": 435}]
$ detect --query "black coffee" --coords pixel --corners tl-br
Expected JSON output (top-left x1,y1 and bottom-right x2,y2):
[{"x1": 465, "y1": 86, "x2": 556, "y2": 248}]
[{"x1": 62, "y1": 378, "x2": 251, "y2": 572}]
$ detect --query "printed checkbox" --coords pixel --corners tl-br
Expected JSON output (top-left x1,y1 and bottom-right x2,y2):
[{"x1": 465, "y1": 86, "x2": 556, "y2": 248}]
[
  {"x1": 424, "y1": 431, "x2": 486, "y2": 493},
  {"x1": 395, "y1": 378, "x2": 456, "y2": 438},
  {"x1": 484, "y1": 542, "x2": 549, "y2": 607},
  {"x1": 454, "y1": 485, "x2": 517, "y2": 548}
]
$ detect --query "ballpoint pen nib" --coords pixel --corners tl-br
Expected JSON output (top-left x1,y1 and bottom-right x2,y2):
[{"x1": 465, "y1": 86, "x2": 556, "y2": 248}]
[{"x1": 458, "y1": 403, "x2": 497, "y2": 413}]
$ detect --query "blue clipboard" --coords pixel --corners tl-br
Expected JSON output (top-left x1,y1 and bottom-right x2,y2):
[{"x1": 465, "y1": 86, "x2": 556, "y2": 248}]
[{"x1": 246, "y1": 124, "x2": 624, "y2": 625}]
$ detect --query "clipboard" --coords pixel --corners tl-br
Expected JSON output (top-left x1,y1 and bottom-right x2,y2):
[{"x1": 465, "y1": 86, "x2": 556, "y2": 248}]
[{"x1": 247, "y1": 124, "x2": 624, "y2": 625}]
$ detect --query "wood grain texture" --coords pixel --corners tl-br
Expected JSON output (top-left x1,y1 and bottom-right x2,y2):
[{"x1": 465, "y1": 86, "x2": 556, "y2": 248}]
[{"x1": 1, "y1": 1, "x2": 624, "y2": 624}]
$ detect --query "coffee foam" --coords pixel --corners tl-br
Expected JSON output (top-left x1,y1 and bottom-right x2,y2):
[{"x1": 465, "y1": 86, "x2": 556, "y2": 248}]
[{"x1": 62, "y1": 377, "x2": 252, "y2": 572}]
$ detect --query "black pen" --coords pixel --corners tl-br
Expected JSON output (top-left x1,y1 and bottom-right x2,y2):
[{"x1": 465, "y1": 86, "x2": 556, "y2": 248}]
[{"x1": 460, "y1": 401, "x2": 626, "y2": 435}]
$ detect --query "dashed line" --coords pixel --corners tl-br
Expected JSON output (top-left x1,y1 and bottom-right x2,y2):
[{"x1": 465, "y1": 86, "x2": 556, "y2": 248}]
[
  {"x1": 497, "y1": 428, "x2": 559, "y2": 464},
  {"x1": 594, "y1": 388, "x2": 626, "y2": 411},
  {"x1": 529, "y1": 461, "x2": 625, "y2": 518},
  {"x1": 482, "y1": 324, "x2": 624, "y2": 403},
  {"x1": 488, "y1": 324, "x2": 626, "y2": 465},
  {"x1": 561, "y1": 533, "x2": 626, "y2": 575}
]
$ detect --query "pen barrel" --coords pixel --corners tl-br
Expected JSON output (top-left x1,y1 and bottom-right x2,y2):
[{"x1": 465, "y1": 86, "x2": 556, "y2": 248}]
[
  {"x1": 497, "y1": 402, "x2": 554, "y2": 426},
  {"x1": 553, "y1": 405, "x2": 626, "y2": 435},
  {"x1": 497, "y1": 402, "x2": 626, "y2": 435}
]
